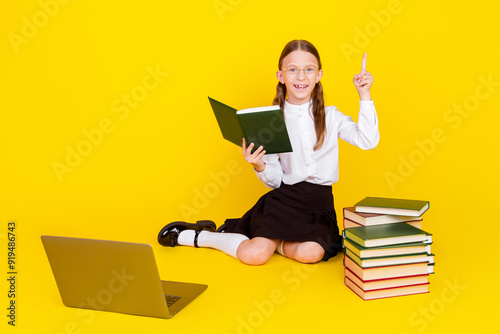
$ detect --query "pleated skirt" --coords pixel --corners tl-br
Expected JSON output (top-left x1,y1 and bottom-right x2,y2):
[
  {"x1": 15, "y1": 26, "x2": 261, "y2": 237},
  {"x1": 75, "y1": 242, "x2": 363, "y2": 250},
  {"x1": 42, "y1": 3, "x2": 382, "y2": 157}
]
[{"x1": 224, "y1": 181, "x2": 342, "y2": 261}]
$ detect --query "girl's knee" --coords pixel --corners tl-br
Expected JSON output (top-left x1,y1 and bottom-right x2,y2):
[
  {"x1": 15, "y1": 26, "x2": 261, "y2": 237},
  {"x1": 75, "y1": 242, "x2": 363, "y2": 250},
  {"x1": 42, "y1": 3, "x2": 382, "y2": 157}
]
[
  {"x1": 236, "y1": 238, "x2": 277, "y2": 266},
  {"x1": 294, "y1": 242, "x2": 325, "y2": 264},
  {"x1": 238, "y1": 251, "x2": 271, "y2": 266}
]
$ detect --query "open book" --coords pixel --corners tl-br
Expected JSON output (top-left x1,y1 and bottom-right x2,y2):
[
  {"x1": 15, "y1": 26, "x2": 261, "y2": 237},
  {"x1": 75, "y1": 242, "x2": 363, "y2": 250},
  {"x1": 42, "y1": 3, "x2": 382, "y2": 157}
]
[{"x1": 208, "y1": 97, "x2": 292, "y2": 154}]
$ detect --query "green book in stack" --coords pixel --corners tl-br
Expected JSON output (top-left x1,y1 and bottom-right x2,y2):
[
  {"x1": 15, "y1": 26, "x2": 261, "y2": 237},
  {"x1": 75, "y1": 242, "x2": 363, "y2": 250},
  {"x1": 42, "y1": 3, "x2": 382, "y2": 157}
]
[
  {"x1": 355, "y1": 197, "x2": 430, "y2": 217},
  {"x1": 343, "y1": 238, "x2": 432, "y2": 259},
  {"x1": 343, "y1": 223, "x2": 432, "y2": 248},
  {"x1": 345, "y1": 248, "x2": 435, "y2": 268},
  {"x1": 208, "y1": 97, "x2": 293, "y2": 154}
]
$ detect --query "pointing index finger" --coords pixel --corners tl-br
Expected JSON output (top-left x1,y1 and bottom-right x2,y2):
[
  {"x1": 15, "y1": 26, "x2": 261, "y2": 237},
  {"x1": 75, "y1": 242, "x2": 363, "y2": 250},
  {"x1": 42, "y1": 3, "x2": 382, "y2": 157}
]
[{"x1": 361, "y1": 52, "x2": 367, "y2": 72}]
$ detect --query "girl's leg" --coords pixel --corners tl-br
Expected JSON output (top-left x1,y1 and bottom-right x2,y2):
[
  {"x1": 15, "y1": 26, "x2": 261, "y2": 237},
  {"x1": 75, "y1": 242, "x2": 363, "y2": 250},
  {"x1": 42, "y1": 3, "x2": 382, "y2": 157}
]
[
  {"x1": 177, "y1": 230, "x2": 249, "y2": 259},
  {"x1": 280, "y1": 241, "x2": 325, "y2": 264},
  {"x1": 158, "y1": 222, "x2": 279, "y2": 265},
  {"x1": 236, "y1": 237, "x2": 280, "y2": 266},
  {"x1": 177, "y1": 230, "x2": 278, "y2": 265}
]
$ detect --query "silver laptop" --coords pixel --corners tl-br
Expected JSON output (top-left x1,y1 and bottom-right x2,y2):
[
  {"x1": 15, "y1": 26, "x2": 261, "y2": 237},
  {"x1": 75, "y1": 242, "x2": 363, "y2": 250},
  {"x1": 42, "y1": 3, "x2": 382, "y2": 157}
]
[{"x1": 41, "y1": 235, "x2": 207, "y2": 319}]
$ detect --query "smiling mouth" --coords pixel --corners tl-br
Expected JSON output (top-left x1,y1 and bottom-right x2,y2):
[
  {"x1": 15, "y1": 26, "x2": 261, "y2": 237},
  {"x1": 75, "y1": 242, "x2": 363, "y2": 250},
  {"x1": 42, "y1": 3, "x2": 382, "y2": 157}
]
[{"x1": 294, "y1": 84, "x2": 308, "y2": 90}]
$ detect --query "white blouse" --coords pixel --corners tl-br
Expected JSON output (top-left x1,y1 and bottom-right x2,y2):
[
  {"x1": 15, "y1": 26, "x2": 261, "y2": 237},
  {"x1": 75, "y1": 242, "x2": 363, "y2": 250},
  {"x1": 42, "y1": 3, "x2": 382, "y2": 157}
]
[{"x1": 256, "y1": 99, "x2": 379, "y2": 189}]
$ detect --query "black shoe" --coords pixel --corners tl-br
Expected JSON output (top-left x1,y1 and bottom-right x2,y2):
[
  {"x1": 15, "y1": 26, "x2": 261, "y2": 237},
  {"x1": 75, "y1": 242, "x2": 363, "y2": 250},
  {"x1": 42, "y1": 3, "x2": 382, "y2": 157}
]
[
  {"x1": 216, "y1": 223, "x2": 226, "y2": 233},
  {"x1": 158, "y1": 220, "x2": 217, "y2": 247}
]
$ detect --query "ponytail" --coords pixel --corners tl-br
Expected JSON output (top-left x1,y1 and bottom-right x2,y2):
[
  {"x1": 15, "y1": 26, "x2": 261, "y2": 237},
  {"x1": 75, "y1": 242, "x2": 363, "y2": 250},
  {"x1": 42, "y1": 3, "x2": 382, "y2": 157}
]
[
  {"x1": 273, "y1": 82, "x2": 287, "y2": 111},
  {"x1": 311, "y1": 81, "x2": 326, "y2": 150}
]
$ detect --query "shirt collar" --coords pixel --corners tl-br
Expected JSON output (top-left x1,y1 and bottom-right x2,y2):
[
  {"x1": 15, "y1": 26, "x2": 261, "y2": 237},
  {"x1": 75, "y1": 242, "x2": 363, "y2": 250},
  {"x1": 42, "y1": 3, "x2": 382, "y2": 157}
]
[{"x1": 284, "y1": 99, "x2": 313, "y2": 114}]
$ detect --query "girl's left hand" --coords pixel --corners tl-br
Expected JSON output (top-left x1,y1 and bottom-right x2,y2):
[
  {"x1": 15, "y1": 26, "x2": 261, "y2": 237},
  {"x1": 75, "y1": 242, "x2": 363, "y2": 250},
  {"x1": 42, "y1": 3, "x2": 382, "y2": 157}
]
[{"x1": 353, "y1": 52, "x2": 373, "y2": 100}]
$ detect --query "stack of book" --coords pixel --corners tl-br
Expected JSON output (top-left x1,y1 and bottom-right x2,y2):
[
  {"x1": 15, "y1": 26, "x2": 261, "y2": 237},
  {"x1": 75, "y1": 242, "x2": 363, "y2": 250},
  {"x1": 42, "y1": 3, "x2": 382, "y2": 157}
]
[{"x1": 342, "y1": 197, "x2": 434, "y2": 301}]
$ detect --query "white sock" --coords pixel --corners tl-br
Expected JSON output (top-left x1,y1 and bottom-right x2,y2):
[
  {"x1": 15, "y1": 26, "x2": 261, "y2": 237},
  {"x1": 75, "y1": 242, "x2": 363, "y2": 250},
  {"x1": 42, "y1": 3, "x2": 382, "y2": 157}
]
[
  {"x1": 177, "y1": 230, "x2": 249, "y2": 259},
  {"x1": 275, "y1": 240, "x2": 286, "y2": 256},
  {"x1": 177, "y1": 230, "x2": 197, "y2": 247}
]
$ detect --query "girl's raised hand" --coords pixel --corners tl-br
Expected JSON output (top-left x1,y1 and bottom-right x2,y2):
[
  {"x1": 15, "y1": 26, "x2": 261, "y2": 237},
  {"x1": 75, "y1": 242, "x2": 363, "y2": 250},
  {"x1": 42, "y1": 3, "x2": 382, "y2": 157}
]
[
  {"x1": 353, "y1": 52, "x2": 373, "y2": 100},
  {"x1": 242, "y1": 138, "x2": 266, "y2": 172}
]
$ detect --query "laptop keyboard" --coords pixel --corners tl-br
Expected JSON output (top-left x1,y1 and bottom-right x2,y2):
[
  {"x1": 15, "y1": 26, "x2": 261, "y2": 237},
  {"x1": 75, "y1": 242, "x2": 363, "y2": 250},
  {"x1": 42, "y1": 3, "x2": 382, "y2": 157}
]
[{"x1": 165, "y1": 294, "x2": 182, "y2": 307}]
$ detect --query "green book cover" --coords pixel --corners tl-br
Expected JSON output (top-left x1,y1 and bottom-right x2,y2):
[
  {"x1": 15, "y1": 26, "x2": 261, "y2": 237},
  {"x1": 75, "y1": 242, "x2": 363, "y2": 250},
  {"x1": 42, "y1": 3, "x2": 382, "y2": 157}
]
[
  {"x1": 343, "y1": 238, "x2": 432, "y2": 258},
  {"x1": 344, "y1": 223, "x2": 432, "y2": 248},
  {"x1": 355, "y1": 197, "x2": 430, "y2": 216},
  {"x1": 208, "y1": 97, "x2": 293, "y2": 154},
  {"x1": 345, "y1": 248, "x2": 434, "y2": 268}
]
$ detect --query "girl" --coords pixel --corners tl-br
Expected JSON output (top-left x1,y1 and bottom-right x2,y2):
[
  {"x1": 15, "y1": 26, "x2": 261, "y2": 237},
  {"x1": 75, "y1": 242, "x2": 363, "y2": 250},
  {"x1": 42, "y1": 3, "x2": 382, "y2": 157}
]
[{"x1": 158, "y1": 39, "x2": 379, "y2": 265}]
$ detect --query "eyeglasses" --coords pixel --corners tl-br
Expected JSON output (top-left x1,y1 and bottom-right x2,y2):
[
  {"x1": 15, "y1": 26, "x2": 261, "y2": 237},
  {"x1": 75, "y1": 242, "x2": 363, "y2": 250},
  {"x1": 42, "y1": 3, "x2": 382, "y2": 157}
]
[{"x1": 281, "y1": 64, "x2": 319, "y2": 78}]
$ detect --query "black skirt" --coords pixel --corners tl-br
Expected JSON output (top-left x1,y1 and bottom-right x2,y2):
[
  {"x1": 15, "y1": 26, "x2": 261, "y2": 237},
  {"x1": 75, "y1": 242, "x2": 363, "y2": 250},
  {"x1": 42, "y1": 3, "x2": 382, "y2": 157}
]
[{"x1": 224, "y1": 181, "x2": 342, "y2": 261}]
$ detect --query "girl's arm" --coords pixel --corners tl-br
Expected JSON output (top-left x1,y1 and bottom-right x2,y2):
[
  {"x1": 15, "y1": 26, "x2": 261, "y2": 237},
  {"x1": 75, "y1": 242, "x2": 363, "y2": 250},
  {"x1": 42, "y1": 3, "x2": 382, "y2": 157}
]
[
  {"x1": 339, "y1": 53, "x2": 379, "y2": 149},
  {"x1": 337, "y1": 102, "x2": 379, "y2": 150}
]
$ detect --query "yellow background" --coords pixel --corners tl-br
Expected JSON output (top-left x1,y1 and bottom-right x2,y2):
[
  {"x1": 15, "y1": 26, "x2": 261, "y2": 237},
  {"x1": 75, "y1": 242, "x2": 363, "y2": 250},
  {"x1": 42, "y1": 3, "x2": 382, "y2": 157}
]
[{"x1": 1, "y1": 0, "x2": 498, "y2": 333}]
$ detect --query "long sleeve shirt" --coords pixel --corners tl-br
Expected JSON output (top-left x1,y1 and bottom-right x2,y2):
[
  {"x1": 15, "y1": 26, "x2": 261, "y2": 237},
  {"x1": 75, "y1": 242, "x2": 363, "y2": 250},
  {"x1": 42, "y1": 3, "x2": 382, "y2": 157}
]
[{"x1": 256, "y1": 99, "x2": 379, "y2": 189}]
